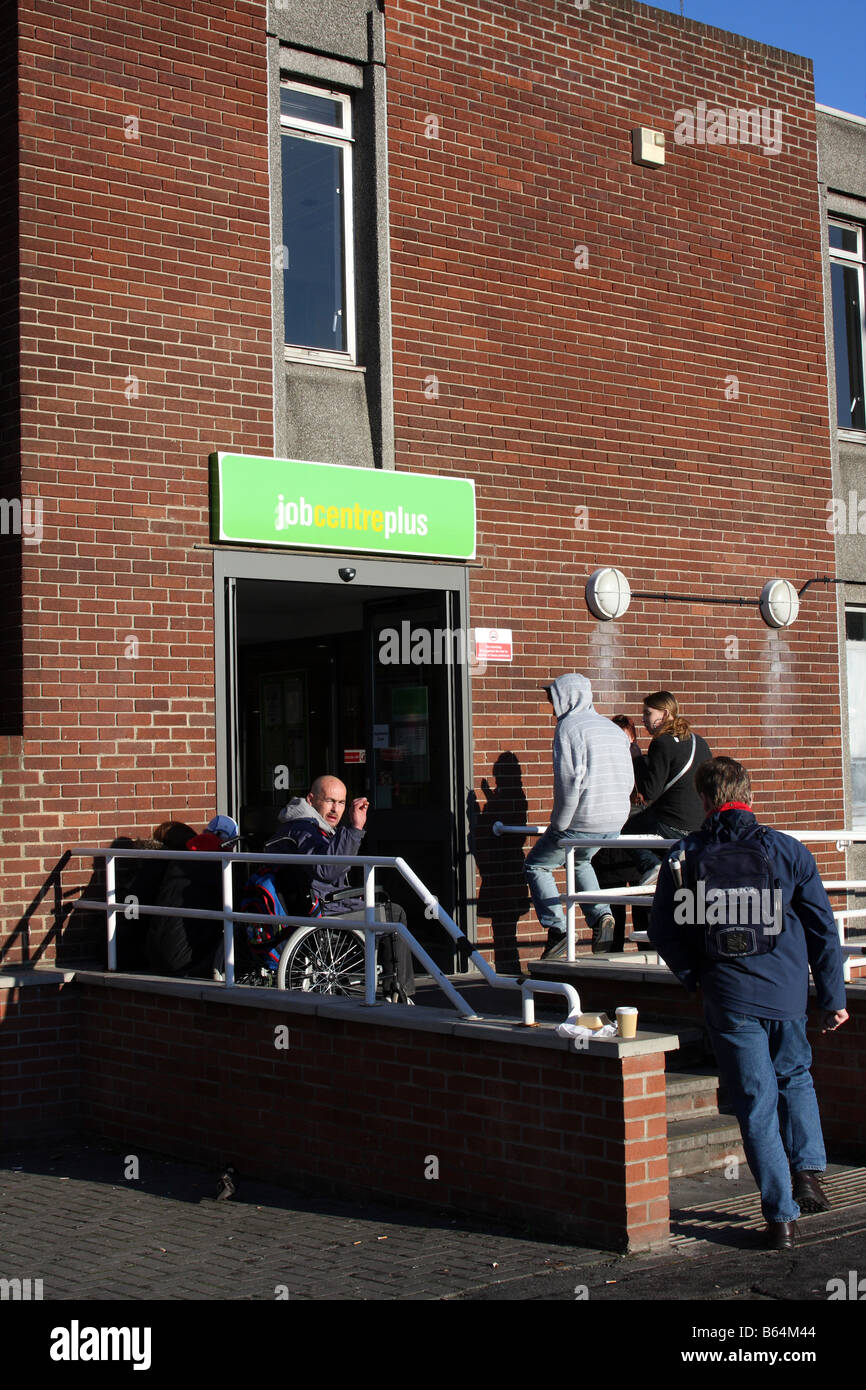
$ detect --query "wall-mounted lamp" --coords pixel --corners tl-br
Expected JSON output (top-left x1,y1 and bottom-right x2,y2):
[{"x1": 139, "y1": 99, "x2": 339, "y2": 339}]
[
  {"x1": 585, "y1": 567, "x2": 632, "y2": 621},
  {"x1": 759, "y1": 579, "x2": 800, "y2": 629},
  {"x1": 584, "y1": 570, "x2": 802, "y2": 627}
]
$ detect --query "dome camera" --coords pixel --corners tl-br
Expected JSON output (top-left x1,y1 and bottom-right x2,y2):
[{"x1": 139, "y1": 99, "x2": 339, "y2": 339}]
[{"x1": 339, "y1": 567, "x2": 357, "y2": 583}]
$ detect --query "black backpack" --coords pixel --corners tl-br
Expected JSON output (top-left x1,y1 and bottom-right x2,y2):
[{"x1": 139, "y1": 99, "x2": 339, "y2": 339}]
[{"x1": 672, "y1": 827, "x2": 783, "y2": 961}]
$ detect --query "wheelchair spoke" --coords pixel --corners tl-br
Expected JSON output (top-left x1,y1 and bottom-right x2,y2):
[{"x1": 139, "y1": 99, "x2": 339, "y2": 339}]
[
  {"x1": 325, "y1": 938, "x2": 365, "y2": 970},
  {"x1": 282, "y1": 925, "x2": 368, "y2": 997}
]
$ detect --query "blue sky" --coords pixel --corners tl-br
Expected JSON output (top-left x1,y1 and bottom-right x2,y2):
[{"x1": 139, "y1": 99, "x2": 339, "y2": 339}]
[{"x1": 650, "y1": 0, "x2": 866, "y2": 117}]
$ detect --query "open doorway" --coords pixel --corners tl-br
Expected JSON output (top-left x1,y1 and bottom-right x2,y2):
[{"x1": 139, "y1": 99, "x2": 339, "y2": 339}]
[{"x1": 215, "y1": 553, "x2": 474, "y2": 969}]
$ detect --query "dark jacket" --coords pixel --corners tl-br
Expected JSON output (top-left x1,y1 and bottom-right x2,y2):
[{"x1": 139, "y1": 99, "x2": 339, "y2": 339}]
[
  {"x1": 648, "y1": 808, "x2": 846, "y2": 1020},
  {"x1": 143, "y1": 849, "x2": 223, "y2": 977},
  {"x1": 631, "y1": 730, "x2": 712, "y2": 832},
  {"x1": 267, "y1": 798, "x2": 365, "y2": 915}
]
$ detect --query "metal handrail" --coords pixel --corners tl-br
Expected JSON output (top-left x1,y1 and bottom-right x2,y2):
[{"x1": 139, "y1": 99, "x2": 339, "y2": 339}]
[
  {"x1": 492, "y1": 823, "x2": 866, "y2": 965},
  {"x1": 68, "y1": 845, "x2": 579, "y2": 1026},
  {"x1": 492, "y1": 822, "x2": 866, "y2": 846}
]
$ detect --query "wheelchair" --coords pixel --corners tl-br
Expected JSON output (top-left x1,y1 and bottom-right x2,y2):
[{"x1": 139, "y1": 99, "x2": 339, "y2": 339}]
[{"x1": 219, "y1": 835, "x2": 414, "y2": 1002}]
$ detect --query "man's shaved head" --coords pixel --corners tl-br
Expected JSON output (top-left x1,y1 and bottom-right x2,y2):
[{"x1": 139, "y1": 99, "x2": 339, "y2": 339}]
[{"x1": 307, "y1": 775, "x2": 347, "y2": 826}]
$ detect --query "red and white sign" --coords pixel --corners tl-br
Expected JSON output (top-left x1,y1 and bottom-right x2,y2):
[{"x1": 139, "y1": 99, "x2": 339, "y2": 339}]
[
  {"x1": 474, "y1": 627, "x2": 513, "y2": 662},
  {"x1": 343, "y1": 749, "x2": 366, "y2": 764}
]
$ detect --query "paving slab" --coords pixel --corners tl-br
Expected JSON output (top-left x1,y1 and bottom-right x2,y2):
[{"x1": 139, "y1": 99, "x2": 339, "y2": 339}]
[{"x1": 2, "y1": 1138, "x2": 865, "y2": 1373}]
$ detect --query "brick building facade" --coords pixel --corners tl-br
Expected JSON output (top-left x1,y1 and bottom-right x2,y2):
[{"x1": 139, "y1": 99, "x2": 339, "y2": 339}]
[{"x1": 0, "y1": 0, "x2": 848, "y2": 971}]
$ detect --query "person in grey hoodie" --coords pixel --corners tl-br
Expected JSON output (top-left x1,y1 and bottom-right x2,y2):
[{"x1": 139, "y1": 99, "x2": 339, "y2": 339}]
[{"x1": 526, "y1": 674, "x2": 634, "y2": 957}]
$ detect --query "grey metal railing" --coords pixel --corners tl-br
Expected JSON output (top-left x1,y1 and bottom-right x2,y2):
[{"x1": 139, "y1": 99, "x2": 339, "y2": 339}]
[
  {"x1": 69, "y1": 846, "x2": 582, "y2": 1024},
  {"x1": 492, "y1": 822, "x2": 866, "y2": 972}
]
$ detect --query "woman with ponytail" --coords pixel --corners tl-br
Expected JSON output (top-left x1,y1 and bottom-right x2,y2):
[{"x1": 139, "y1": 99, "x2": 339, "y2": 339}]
[{"x1": 629, "y1": 691, "x2": 712, "y2": 883}]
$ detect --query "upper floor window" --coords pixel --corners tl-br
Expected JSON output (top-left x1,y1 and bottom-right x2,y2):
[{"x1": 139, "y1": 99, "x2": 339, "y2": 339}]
[
  {"x1": 846, "y1": 607, "x2": 866, "y2": 826},
  {"x1": 830, "y1": 219, "x2": 866, "y2": 432},
  {"x1": 280, "y1": 81, "x2": 355, "y2": 362}
]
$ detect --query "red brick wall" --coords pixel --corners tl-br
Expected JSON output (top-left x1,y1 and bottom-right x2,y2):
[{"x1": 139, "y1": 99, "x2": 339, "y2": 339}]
[
  {"x1": 810, "y1": 994, "x2": 866, "y2": 1156},
  {"x1": 69, "y1": 982, "x2": 669, "y2": 1250},
  {"x1": 551, "y1": 969, "x2": 866, "y2": 1156},
  {"x1": 1, "y1": 1, "x2": 274, "y2": 960},
  {"x1": 2, "y1": 0, "x2": 844, "y2": 968},
  {"x1": 0, "y1": 1, "x2": 23, "y2": 741},
  {"x1": 0, "y1": 982, "x2": 80, "y2": 1140},
  {"x1": 385, "y1": 1, "x2": 842, "y2": 954}
]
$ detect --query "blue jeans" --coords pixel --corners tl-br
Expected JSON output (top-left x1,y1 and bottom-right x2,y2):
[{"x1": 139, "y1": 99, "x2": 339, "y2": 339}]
[
  {"x1": 525, "y1": 827, "x2": 617, "y2": 933},
  {"x1": 626, "y1": 808, "x2": 684, "y2": 878},
  {"x1": 704, "y1": 999, "x2": 827, "y2": 1223}
]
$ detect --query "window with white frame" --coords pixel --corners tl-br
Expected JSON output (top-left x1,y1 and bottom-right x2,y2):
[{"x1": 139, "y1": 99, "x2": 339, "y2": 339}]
[
  {"x1": 846, "y1": 607, "x2": 866, "y2": 826},
  {"x1": 280, "y1": 81, "x2": 355, "y2": 360},
  {"x1": 830, "y1": 219, "x2": 866, "y2": 432}
]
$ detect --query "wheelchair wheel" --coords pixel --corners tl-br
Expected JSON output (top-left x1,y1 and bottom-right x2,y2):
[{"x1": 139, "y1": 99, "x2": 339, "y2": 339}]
[{"x1": 276, "y1": 923, "x2": 368, "y2": 996}]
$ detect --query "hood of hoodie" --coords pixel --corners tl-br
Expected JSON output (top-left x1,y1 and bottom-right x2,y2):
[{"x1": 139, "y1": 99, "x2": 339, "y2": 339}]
[
  {"x1": 277, "y1": 796, "x2": 335, "y2": 836},
  {"x1": 701, "y1": 807, "x2": 758, "y2": 841},
  {"x1": 547, "y1": 673, "x2": 594, "y2": 719}
]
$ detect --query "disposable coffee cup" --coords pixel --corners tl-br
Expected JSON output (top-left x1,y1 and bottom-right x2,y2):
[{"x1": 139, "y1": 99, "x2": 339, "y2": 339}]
[{"x1": 616, "y1": 1006, "x2": 638, "y2": 1039}]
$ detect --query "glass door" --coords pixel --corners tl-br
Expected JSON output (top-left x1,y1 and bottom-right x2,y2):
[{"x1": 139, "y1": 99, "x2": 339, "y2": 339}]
[
  {"x1": 363, "y1": 593, "x2": 469, "y2": 970},
  {"x1": 215, "y1": 552, "x2": 474, "y2": 971}
]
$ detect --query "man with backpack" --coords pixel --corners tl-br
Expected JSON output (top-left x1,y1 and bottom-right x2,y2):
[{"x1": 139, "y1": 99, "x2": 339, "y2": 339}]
[{"x1": 648, "y1": 757, "x2": 848, "y2": 1250}]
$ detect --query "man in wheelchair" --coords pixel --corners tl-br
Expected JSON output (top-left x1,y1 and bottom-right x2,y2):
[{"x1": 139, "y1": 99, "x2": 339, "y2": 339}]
[{"x1": 259, "y1": 775, "x2": 416, "y2": 1002}]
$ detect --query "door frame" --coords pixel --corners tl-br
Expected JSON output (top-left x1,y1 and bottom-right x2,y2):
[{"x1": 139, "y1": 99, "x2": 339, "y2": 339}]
[{"x1": 212, "y1": 547, "x2": 476, "y2": 941}]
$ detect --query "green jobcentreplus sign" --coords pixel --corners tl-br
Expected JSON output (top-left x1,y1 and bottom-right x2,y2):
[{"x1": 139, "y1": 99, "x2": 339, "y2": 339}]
[{"x1": 209, "y1": 454, "x2": 477, "y2": 560}]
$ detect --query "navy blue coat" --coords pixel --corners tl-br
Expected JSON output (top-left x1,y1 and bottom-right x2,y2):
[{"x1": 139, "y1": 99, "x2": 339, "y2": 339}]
[
  {"x1": 266, "y1": 819, "x2": 365, "y2": 915},
  {"x1": 648, "y1": 808, "x2": 846, "y2": 1019}
]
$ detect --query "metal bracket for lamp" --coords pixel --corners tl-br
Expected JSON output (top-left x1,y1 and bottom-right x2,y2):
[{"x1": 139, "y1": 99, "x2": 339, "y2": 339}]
[{"x1": 583, "y1": 568, "x2": 849, "y2": 629}]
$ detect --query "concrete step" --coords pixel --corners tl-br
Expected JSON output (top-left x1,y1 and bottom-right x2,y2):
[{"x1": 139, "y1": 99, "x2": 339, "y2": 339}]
[
  {"x1": 665, "y1": 1066, "x2": 722, "y2": 1119},
  {"x1": 667, "y1": 1111, "x2": 745, "y2": 1178}
]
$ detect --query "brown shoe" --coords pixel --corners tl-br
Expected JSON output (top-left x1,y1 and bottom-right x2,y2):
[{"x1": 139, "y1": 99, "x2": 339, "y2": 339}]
[
  {"x1": 765, "y1": 1220, "x2": 797, "y2": 1250},
  {"x1": 793, "y1": 1171, "x2": 831, "y2": 1214}
]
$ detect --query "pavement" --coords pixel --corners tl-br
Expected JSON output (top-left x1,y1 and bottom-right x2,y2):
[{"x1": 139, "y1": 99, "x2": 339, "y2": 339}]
[
  {"x1": 2, "y1": 1142, "x2": 865, "y2": 1301},
  {"x1": 2, "y1": 1144, "x2": 865, "y2": 1376},
  {"x1": 3, "y1": 976, "x2": 865, "y2": 1367}
]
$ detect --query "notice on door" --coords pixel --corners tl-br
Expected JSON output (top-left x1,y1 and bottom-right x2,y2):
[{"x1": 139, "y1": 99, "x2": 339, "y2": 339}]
[{"x1": 474, "y1": 628, "x2": 513, "y2": 662}]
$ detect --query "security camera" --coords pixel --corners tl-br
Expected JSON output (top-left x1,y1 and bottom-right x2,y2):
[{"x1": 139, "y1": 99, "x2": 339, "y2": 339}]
[{"x1": 339, "y1": 567, "x2": 356, "y2": 583}]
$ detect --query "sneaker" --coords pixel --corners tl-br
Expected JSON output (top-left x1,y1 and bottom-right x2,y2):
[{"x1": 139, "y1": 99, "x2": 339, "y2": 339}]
[
  {"x1": 592, "y1": 914, "x2": 616, "y2": 954},
  {"x1": 540, "y1": 930, "x2": 567, "y2": 960}
]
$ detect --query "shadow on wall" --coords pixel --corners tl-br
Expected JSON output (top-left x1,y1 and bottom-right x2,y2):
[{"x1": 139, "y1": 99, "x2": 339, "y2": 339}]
[
  {"x1": 469, "y1": 751, "x2": 530, "y2": 973},
  {"x1": 0, "y1": 852, "x2": 80, "y2": 969}
]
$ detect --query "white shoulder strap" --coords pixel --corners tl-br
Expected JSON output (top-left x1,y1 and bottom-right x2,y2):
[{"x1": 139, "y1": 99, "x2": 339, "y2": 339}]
[{"x1": 660, "y1": 735, "x2": 696, "y2": 794}]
